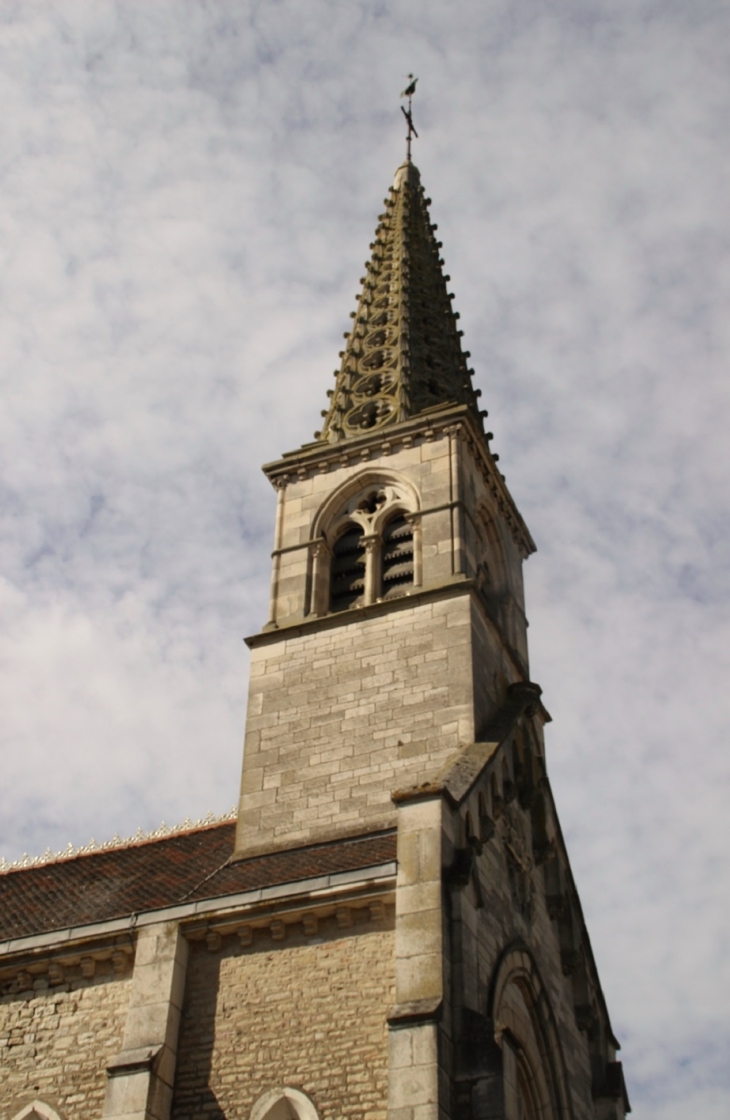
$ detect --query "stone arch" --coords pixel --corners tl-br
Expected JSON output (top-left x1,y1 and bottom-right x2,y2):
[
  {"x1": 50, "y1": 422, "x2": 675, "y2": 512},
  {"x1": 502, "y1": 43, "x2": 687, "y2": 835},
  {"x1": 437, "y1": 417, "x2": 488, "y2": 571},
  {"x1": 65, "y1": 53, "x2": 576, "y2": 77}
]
[
  {"x1": 251, "y1": 1087, "x2": 320, "y2": 1120},
  {"x1": 489, "y1": 942, "x2": 574, "y2": 1120},
  {"x1": 311, "y1": 467, "x2": 420, "y2": 541},
  {"x1": 12, "y1": 1104, "x2": 64, "y2": 1120},
  {"x1": 310, "y1": 468, "x2": 421, "y2": 614},
  {"x1": 475, "y1": 499, "x2": 508, "y2": 591}
]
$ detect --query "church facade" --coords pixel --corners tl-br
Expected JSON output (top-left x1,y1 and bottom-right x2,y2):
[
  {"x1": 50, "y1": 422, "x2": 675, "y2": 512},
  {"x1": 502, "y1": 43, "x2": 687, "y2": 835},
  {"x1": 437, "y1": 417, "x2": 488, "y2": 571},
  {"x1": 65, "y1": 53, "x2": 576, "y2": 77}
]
[{"x1": 0, "y1": 159, "x2": 629, "y2": 1120}]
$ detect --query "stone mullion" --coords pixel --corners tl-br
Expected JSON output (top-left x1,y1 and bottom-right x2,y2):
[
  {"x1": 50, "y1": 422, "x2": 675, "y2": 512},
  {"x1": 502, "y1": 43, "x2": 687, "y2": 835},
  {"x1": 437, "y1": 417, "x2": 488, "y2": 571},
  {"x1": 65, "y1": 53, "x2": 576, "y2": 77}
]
[{"x1": 363, "y1": 534, "x2": 381, "y2": 605}]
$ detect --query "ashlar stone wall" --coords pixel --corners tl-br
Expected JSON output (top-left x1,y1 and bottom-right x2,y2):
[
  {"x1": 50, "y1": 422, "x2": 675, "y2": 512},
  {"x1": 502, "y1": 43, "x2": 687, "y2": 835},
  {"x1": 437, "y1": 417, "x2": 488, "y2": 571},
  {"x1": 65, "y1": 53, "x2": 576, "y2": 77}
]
[
  {"x1": 172, "y1": 919, "x2": 395, "y2": 1120},
  {"x1": 0, "y1": 972, "x2": 131, "y2": 1120},
  {"x1": 237, "y1": 593, "x2": 476, "y2": 855}
]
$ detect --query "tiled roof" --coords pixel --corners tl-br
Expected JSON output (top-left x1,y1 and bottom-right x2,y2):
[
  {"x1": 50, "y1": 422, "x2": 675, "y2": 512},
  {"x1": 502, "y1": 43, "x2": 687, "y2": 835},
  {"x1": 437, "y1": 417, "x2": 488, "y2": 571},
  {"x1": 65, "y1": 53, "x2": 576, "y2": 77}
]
[{"x1": 0, "y1": 824, "x2": 397, "y2": 942}]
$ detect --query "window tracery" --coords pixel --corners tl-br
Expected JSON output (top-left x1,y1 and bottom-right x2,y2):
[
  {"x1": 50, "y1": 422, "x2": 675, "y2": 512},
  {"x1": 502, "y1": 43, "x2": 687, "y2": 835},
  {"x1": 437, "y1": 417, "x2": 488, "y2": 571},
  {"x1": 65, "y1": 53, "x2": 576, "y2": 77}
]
[{"x1": 311, "y1": 472, "x2": 420, "y2": 616}]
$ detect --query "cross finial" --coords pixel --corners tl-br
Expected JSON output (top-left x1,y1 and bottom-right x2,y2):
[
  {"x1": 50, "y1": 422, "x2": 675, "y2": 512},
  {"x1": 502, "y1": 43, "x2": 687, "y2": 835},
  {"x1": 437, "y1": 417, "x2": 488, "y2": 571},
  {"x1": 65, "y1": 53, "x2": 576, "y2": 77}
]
[{"x1": 400, "y1": 74, "x2": 419, "y2": 162}]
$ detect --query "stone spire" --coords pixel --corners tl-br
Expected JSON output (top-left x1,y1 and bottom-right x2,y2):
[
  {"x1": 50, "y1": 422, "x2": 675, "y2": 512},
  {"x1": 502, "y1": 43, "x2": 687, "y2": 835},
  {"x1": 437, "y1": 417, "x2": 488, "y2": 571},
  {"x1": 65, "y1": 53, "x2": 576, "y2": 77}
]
[{"x1": 316, "y1": 161, "x2": 485, "y2": 443}]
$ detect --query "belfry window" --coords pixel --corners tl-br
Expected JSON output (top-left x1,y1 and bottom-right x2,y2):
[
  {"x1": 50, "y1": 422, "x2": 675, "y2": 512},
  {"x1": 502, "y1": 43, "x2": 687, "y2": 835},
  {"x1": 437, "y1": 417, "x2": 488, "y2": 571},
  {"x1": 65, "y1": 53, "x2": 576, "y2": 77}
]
[
  {"x1": 313, "y1": 474, "x2": 420, "y2": 617},
  {"x1": 381, "y1": 514, "x2": 414, "y2": 599},
  {"x1": 330, "y1": 524, "x2": 366, "y2": 612}
]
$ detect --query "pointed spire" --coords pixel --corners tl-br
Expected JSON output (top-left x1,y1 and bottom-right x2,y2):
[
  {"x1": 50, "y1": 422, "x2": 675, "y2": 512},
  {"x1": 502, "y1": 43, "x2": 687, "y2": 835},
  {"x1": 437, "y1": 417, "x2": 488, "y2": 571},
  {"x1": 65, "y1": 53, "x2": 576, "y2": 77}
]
[{"x1": 316, "y1": 162, "x2": 484, "y2": 443}]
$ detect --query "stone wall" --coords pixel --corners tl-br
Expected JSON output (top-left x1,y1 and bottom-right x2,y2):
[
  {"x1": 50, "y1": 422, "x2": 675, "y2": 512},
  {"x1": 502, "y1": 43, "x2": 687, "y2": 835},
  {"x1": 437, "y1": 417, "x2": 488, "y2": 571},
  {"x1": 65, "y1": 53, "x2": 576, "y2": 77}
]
[
  {"x1": 0, "y1": 973, "x2": 131, "y2": 1120},
  {"x1": 236, "y1": 593, "x2": 476, "y2": 855},
  {"x1": 444, "y1": 736, "x2": 597, "y2": 1120},
  {"x1": 470, "y1": 828, "x2": 594, "y2": 1117},
  {"x1": 172, "y1": 921, "x2": 395, "y2": 1120}
]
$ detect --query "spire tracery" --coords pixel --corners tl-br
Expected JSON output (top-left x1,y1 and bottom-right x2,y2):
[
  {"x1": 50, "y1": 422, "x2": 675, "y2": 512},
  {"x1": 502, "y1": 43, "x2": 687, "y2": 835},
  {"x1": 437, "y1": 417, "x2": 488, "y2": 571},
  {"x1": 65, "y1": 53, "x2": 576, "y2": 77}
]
[{"x1": 316, "y1": 162, "x2": 483, "y2": 443}]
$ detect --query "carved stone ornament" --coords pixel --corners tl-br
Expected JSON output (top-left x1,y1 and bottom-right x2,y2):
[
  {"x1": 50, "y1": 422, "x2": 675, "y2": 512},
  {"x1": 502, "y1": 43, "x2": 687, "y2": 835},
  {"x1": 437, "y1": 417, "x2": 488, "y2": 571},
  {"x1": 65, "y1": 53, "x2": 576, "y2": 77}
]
[
  {"x1": 329, "y1": 484, "x2": 408, "y2": 539},
  {"x1": 499, "y1": 802, "x2": 535, "y2": 924},
  {"x1": 317, "y1": 161, "x2": 483, "y2": 443}
]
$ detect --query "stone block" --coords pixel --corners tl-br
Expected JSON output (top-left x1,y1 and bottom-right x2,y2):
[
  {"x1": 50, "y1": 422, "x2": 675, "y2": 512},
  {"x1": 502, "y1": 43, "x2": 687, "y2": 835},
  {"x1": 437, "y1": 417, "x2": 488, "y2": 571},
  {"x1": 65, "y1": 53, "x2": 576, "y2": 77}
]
[
  {"x1": 388, "y1": 1060, "x2": 438, "y2": 1108},
  {"x1": 123, "y1": 1001, "x2": 173, "y2": 1050},
  {"x1": 395, "y1": 953, "x2": 442, "y2": 1004},
  {"x1": 103, "y1": 1067, "x2": 151, "y2": 1116},
  {"x1": 396, "y1": 910, "x2": 442, "y2": 959}
]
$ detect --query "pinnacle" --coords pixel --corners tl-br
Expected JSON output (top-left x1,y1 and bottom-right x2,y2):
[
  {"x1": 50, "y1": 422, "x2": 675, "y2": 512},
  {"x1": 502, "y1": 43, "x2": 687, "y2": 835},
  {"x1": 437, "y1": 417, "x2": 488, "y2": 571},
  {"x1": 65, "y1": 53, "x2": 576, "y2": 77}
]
[{"x1": 316, "y1": 162, "x2": 483, "y2": 443}]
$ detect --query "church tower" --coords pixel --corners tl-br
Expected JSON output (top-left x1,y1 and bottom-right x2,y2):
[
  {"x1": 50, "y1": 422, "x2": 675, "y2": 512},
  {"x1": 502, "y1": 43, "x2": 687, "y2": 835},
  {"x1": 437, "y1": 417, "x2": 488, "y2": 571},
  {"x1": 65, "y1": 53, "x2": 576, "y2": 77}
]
[
  {"x1": 235, "y1": 159, "x2": 533, "y2": 858},
  {"x1": 0, "y1": 150, "x2": 629, "y2": 1120},
  {"x1": 233, "y1": 157, "x2": 630, "y2": 1120}
]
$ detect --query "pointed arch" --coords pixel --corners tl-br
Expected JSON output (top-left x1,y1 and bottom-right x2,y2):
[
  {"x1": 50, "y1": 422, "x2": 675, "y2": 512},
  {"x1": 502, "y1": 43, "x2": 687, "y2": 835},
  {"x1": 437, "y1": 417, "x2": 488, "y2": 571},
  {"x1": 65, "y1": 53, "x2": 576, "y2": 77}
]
[
  {"x1": 489, "y1": 943, "x2": 574, "y2": 1120},
  {"x1": 309, "y1": 468, "x2": 421, "y2": 615},
  {"x1": 11, "y1": 1103, "x2": 64, "y2": 1120},
  {"x1": 311, "y1": 467, "x2": 419, "y2": 541},
  {"x1": 251, "y1": 1088, "x2": 320, "y2": 1120}
]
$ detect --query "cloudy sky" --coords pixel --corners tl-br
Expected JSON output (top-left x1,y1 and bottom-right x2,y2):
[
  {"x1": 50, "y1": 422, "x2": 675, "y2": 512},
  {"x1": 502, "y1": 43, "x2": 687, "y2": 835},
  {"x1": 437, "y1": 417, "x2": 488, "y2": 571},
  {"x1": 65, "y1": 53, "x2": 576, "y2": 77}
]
[{"x1": 1, "y1": 1, "x2": 729, "y2": 1115}]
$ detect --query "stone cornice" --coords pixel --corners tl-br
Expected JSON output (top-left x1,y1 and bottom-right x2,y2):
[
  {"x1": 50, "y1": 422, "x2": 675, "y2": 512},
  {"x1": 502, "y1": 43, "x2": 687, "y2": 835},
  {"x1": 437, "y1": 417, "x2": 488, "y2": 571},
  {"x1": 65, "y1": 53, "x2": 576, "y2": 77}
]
[
  {"x1": 247, "y1": 573, "x2": 473, "y2": 648},
  {"x1": 262, "y1": 405, "x2": 536, "y2": 560}
]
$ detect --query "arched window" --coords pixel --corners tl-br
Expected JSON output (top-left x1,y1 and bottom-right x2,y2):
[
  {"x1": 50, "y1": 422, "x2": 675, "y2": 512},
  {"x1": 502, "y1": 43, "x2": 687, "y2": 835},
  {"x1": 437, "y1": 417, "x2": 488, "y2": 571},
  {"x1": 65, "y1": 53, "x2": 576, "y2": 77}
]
[
  {"x1": 251, "y1": 1088, "x2": 320, "y2": 1120},
  {"x1": 330, "y1": 524, "x2": 366, "y2": 612},
  {"x1": 517, "y1": 1053, "x2": 542, "y2": 1120},
  {"x1": 12, "y1": 1104, "x2": 63, "y2": 1120},
  {"x1": 311, "y1": 470, "x2": 420, "y2": 616},
  {"x1": 380, "y1": 513, "x2": 414, "y2": 599},
  {"x1": 489, "y1": 946, "x2": 572, "y2": 1120}
]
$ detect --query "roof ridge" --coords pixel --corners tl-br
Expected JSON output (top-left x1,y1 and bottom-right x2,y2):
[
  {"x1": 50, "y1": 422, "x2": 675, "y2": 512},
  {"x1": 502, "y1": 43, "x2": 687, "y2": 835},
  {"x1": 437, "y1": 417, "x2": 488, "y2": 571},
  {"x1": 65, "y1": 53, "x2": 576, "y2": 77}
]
[{"x1": 0, "y1": 806, "x2": 238, "y2": 875}]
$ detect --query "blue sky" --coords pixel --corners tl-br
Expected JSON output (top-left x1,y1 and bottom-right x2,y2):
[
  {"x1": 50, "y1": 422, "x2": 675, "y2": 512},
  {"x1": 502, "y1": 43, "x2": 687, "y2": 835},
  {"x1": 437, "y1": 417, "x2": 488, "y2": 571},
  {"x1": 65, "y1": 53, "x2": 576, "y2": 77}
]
[{"x1": 1, "y1": 2, "x2": 729, "y2": 1116}]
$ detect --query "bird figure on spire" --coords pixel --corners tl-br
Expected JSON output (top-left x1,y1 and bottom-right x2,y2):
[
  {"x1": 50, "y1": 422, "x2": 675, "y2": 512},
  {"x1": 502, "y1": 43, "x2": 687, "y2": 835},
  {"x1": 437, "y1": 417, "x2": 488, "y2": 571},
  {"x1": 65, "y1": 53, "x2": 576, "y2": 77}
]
[{"x1": 401, "y1": 74, "x2": 418, "y2": 98}]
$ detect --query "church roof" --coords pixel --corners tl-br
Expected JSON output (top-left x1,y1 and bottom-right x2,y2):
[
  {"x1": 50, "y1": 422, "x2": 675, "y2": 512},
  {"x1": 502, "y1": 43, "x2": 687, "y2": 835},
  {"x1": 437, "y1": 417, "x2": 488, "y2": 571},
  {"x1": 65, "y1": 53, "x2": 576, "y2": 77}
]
[
  {"x1": 317, "y1": 160, "x2": 484, "y2": 442},
  {"x1": 0, "y1": 824, "x2": 396, "y2": 942}
]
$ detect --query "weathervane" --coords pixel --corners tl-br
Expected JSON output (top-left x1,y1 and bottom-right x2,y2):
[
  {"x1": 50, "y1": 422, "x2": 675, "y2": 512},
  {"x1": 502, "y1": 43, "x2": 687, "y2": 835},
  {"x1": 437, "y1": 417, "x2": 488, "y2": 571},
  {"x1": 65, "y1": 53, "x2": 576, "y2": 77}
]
[{"x1": 400, "y1": 74, "x2": 418, "y2": 162}]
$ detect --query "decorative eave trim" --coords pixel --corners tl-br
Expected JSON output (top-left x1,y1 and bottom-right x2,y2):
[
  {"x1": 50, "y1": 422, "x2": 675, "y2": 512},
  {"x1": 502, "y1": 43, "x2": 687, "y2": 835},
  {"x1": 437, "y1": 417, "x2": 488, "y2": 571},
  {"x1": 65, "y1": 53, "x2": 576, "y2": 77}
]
[
  {"x1": 265, "y1": 404, "x2": 466, "y2": 476},
  {"x1": 0, "y1": 807, "x2": 238, "y2": 875}
]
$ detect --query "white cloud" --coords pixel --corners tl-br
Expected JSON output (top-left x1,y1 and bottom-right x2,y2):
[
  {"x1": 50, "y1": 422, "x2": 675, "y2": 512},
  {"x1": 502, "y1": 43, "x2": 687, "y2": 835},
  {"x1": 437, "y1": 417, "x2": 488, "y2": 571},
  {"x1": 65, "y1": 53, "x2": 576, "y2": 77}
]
[{"x1": 0, "y1": 2, "x2": 728, "y2": 1115}]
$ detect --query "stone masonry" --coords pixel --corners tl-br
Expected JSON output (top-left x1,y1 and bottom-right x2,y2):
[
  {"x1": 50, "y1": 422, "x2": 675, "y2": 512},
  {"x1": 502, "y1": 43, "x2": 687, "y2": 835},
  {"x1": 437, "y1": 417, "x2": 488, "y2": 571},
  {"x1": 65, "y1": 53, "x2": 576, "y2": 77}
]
[
  {"x1": 172, "y1": 921, "x2": 395, "y2": 1120},
  {"x1": 236, "y1": 412, "x2": 534, "y2": 860},
  {"x1": 238, "y1": 592, "x2": 473, "y2": 855},
  {"x1": 0, "y1": 975, "x2": 131, "y2": 1120}
]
